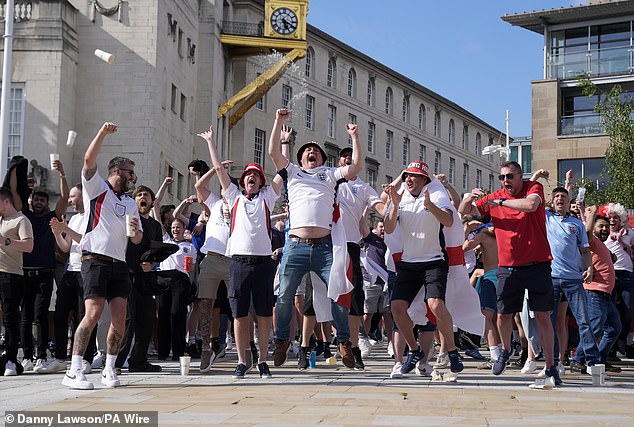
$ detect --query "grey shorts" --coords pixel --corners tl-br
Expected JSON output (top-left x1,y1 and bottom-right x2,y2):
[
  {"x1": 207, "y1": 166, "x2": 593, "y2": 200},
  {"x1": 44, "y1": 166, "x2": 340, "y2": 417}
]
[
  {"x1": 197, "y1": 252, "x2": 231, "y2": 300},
  {"x1": 364, "y1": 280, "x2": 388, "y2": 314}
]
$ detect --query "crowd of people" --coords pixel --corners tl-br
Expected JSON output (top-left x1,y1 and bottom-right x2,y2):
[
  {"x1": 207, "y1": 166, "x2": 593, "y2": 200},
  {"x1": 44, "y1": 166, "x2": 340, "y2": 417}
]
[{"x1": 0, "y1": 108, "x2": 632, "y2": 390}]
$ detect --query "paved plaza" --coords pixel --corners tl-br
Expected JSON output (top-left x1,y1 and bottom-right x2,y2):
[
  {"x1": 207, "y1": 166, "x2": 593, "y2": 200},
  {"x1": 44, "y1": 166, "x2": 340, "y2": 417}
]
[{"x1": 2, "y1": 345, "x2": 634, "y2": 427}]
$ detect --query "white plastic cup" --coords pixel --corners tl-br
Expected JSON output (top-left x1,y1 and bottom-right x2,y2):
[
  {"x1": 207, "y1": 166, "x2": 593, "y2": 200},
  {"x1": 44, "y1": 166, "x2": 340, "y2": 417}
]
[
  {"x1": 66, "y1": 130, "x2": 77, "y2": 147},
  {"x1": 590, "y1": 364, "x2": 605, "y2": 386},
  {"x1": 125, "y1": 214, "x2": 135, "y2": 237},
  {"x1": 94, "y1": 49, "x2": 115, "y2": 64},
  {"x1": 179, "y1": 356, "x2": 191, "y2": 376},
  {"x1": 50, "y1": 153, "x2": 59, "y2": 170},
  {"x1": 577, "y1": 187, "x2": 586, "y2": 202}
]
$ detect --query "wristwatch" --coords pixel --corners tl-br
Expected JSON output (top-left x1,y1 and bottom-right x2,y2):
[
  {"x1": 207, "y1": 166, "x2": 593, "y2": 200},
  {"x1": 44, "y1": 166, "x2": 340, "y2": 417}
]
[
  {"x1": 499, "y1": 198, "x2": 506, "y2": 206},
  {"x1": 4, "y1": 237, "x2": 11, "y2": 246}
]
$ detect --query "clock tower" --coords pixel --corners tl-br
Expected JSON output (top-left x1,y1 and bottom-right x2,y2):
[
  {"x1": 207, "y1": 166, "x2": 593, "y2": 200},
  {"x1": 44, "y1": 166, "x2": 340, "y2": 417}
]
[{"x1": 264, "y1": 0, "x2": 308, "y2": 40}]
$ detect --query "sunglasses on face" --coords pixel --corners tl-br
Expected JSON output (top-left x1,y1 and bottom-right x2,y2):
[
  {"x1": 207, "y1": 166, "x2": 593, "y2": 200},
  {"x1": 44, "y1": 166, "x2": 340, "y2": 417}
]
[
  {"x1": 118, "y1": 168, "x2": 136, "y2": 177},
  {"x1": 498, "y1": 173, "x2": 516, "y2": 181}
]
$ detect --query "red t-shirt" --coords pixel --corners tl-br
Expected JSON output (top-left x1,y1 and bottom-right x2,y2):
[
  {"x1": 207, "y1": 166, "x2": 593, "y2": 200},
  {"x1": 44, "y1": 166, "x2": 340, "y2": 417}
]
[
  {"x1": 475, "y1": 180, "x2": 551, "y2": 267},
  {"x1": 586, "y1": 235, "x2": 615, "y2": 295}
]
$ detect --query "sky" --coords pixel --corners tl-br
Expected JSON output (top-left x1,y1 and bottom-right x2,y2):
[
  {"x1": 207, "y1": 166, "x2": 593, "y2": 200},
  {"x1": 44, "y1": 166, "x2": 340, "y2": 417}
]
[{"x1": 306, "y1": 0, "x2": 585, "y2": 137}]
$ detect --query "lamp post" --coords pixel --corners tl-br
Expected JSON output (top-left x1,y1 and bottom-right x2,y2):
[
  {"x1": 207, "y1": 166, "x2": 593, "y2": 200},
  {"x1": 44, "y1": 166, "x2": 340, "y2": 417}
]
[{"x1": 0, "y1": 0, "x2": 15, "y2": 179}]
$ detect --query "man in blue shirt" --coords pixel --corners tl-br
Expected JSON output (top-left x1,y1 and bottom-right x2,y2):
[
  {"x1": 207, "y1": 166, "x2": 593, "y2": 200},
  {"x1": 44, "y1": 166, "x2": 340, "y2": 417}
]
[{"x1": 545, "y1": 186, "x2": 600, "y2": 375}]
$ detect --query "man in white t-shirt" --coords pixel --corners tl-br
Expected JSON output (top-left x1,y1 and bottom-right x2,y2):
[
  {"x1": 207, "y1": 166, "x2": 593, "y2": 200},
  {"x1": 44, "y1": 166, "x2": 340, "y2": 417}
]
[
  {"x1": 268, "y1": 108, "x2": 363, "y2": 369},
  {"x1": 62, "y1": 122, "x2": 143, "y2": 390},
  {"x1": 199, "y1": 125, "x2": 282, "y2": 379},
  {"x1": 384, "y1": 161, "x2": 464, "y2": 375}
]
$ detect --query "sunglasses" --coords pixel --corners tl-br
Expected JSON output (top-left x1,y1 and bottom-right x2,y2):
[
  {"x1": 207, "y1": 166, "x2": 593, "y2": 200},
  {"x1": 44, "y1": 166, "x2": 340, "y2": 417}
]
[
  {"x1": 118, "y1": 168, "x2": 136, "y2": 177},
  {"x1": 498, "y1": 173, "x2": 516, "y2": 181}
]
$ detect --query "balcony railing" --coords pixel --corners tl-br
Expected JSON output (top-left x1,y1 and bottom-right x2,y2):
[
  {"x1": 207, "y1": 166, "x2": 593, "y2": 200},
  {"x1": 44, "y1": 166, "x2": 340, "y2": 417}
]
[
  {"x1": 549, "y1": 45, "x2": 633, "y2": 79},
  {"x1": 222, "y1": 21, "x2": 263, "y2": 37},
  {"x1": 0, "y1": 1, "x2": 32, "y2": 22},
  {"x1": 560, "y1": 113, "x2": 603, "y2": 136}
]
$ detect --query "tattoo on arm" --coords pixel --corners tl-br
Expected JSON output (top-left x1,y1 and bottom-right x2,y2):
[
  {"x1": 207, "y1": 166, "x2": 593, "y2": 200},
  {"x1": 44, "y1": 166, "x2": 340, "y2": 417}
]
[{"x1": 83, "y1": 167, "x2": 97, "y2": 180}]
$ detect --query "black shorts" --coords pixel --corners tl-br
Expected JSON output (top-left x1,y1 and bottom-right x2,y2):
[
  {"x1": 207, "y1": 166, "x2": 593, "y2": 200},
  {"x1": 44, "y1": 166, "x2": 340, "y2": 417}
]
[
  {"x1": 496, "y1": 262, "x2": 554, "y2": 314},
  {"x1": 347, "y1": 243, "x2": 365, "y2": 316},
  {"x1": 229, "y1": 256, "x2": 276, "y2": 318},
  {"x1": 392, "y1": 259, "x2": 448, "y2": 304},
  {"x1": 81, "y1": 259, "x2": 131, "y2": 301}
]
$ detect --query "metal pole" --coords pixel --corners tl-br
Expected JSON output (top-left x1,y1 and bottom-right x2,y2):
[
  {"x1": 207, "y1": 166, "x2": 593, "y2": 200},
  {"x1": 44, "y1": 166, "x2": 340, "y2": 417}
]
[{"x1": 0, "y1": 0, "x2": 15, "y2": 179}]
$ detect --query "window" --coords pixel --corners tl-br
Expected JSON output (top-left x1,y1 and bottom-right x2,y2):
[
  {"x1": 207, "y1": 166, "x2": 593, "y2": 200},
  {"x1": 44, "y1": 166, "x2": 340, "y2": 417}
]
[
  {"x1": 476, "y1": 169, "x2": 482, "y2": 188},
  {"x1": 475, "y1": 132, "x2": 482, "y2": 156},
  {"x1": 434, "y1": 150, "x2": 441, "y2": 175},
  {"x1": 347, "y1": 113, "x2": 357, "y2": 145},
  {"x1": 402, "y1": 137, "x2": 410, "y2": 166},
  {"x1": 419, "y1": 144, "x2": 426, "y2": 162},
  {"x1": 178, "y1": 28, "x2": 184, "y2": 58},
  {"x1": 449, "y1": 158, "x2": 456, "y2": 185},
  {"x1": 305, "y1": 47, "x2": 314, "y2": 78},
  {"x1": 386, "y1": 130, "x2": 393, "y2": 160},
  {"x1": 462, "y1": 163, "x2": 469, "y2": 190},
  {"x1": 402, "y1": 95, "x2": 409, "y2": 123},
  {"x1": 326, "y1": 154, "x2": 336, "y2": 168},
  {"x1": 167, "y1": 165, "x2": 174, "y2": 195},
  {"x1": 367, "y1": 169, "x2": 377, "y2": 189},
  {"x1": 386, "y1": 175, "x2": 393, "y2": 185},
  {"x1": 0, "y1": 84, "x2": 25, "y2": 163},
  {"x1": 367, "y1": 122, "x2": 375, "y2": 153},
  {"x1": 305, "y1": 95, "x2": 315, "y2": 129},
  {"x1": 177, "y1": 172, "x2": 184, "y2": 199},
  {"x1": 434, "y1": 110, "x2": 441, "y2": 137},
  {"x1": 170, "y1": 84, "x2": 177, "y2": 113},
  {"x1": 558, "y1": 157, "x2": 607, "y2": 190},
  {"x1": 180, "y1": 93, "x2": 186, "y2": 121},
  {"x1": 282, "y1": 84, "x2": 292, "y2": 109},
  {"x1": 347, "y1": 68, "x2": 357, "y2": 97},
  {"x1": 489, "y1": 174, "x2": 494, "y2": 193},
  {"x1": 462, "y1": 125, "x2": 469, "y2": 151},
  {"x1": 327, "y1": 104, "x2": 336, "y2": 138},
  {"x1": 327, "y1": 58, "x2": 336, "y2": 88},
  {"x1": 418, "y1": 104, "x2": 426, "y2": 131},
  {"x1": 448, "y1": 119, "x2": 455, "y2": 144},
  {"x1": 254, "y1": 128, "x2": 265, "y2": 165},
  {"x1": 385, "y1": 87, "x2": 393, "y2": 115},
  {"x1": 367, "y1": 78, "x2": 375, "y2": 106}
]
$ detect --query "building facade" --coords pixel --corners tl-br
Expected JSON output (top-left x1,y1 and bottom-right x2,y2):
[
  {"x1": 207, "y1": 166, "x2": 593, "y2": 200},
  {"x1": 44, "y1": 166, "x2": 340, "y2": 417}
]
[
  {"x1": 1, "y1": 0, "x2": 505, "y2": 207},
  {"x1": 503, "y1": 0, "x2": 634, "y2": 193}
]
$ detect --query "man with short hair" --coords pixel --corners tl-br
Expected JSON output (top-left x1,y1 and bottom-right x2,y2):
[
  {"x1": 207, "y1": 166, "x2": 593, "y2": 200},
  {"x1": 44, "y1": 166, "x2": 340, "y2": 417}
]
[
  {"x1": 0, "y1": 187, "x2": 34, "y2": 376},
  {"x1": 459, "y1": 161, "x2": 560, "y2": 385},
  {"x1": 268, "y1": 108, "x2": 362, "y2": 368},
  {"x1": 62, "y1": 122, "x2": 143, "y2": 390}
]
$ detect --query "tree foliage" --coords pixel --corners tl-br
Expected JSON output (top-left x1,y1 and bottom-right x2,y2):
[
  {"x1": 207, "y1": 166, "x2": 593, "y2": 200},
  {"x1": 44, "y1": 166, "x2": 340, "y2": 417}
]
[{"x1": 579, "y1": 77, "x2": 634, "y2": 208}]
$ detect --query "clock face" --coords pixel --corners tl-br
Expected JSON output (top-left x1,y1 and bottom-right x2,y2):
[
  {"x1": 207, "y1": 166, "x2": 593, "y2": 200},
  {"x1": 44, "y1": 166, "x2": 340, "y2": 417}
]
[{"x1": 270, "y1": 7, "x2": 298, "y2": 35}]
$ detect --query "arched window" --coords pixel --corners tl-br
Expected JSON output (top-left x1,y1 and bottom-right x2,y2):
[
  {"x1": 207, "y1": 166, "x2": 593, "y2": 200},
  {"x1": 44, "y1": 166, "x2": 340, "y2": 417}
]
[
  {"x1": 385, "y1": 87, "x2": 393, "y2": 115},
  {"x1": 367, "y1": 78, "x2": 375, "y2": 106},
  {"x1": 304, "y1": 47, "x2": 314, "y2": 78},
  {"x1": 347, "y1": 68, "x2": 357, "y2": 97},
  {"x1": 434, "y1": 110, "x2": 441, "y2": 137},
  {"x1": 475, "y1": 132, "x2": 482, "y2": 156},
  {"x1": 462, "y1": 125, "x2": 469, "y2": 151},
  {"x1": 448, "y1": 119, "x2": 455, "y2": 144},
  {"x1": 418, "y1": 104, "x2": 426, "y2": 131},
  {"x1": 402, "y1": 95, "x2": 410, "y2": 123},
  {"x1": 327, "y1": 57, "x2": 336, "y2": 88}
]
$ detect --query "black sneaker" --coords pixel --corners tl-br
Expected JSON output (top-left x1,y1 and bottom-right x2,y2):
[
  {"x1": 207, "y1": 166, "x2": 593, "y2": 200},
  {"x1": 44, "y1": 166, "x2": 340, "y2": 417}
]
[
  {"x1": 232, "y1": 363, "x2": 248, "y2": 379},
  {"x1": 298, "y1": 347, "x2": 310, "y2": 370},
  {"x1": 315, "y1": 341, "x2": 325, "y2": 357},
  {"x1": 604, "y1": 362, "x2": 621, "y2": 373},
  {"x1": 569, "y1": 361, "x2": 588, "y2": 374},
  {"x1": 491, "y1": 349, "x2": 510, "y2": 375},
  {"x1": 211, "y1": 338, "x2": 222, "y2": 356},
  {"x1": 448, "y1": 350, "x2": 464, "y2": 373},
  {"x1": 401, "y1": 348, "x2": 423, "y2": 374},
  {"x1": 186, "y1": 342, "x2": 200, "y2": 359},
  {"x1": 257, "y1": 362, "x2": 272, "y2": 378},
  {"x1": 352, "y1": 347, "x2": 365, "y2": 370},
  {"x1": 128, "y1": 362, "x2": 162, "y2": 373},
  {"x1": 544, "y1": 365, "x2": 563, "y2": 386},
  {"x1": 323, "y1": 345, "x2": 334, "y2": 360}
]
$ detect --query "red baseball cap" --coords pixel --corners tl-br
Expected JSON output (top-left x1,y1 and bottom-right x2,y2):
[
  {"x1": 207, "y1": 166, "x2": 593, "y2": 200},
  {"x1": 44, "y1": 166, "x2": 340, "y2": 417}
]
[
  {"x1": 240, "y1": 163, "x2": 266, "y2": 188},
  {"x1": 401, "y1": 160, "x2": 430, "y2": 181}
]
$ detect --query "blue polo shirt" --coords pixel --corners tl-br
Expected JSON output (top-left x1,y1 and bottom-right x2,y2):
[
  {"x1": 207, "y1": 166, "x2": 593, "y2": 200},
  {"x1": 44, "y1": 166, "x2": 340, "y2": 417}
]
[{"x1": 545, "y1": 210, "x2": 589, "y2": 280}]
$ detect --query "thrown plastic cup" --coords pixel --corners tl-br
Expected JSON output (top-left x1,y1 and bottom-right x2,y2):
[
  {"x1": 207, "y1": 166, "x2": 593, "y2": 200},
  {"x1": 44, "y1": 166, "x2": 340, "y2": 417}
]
[
  {"x1": 66, "y1": 130, "x2": 77, "y2": 147},
  {"x1": 94, "y1": 49, "x2": 115, "y2": 64},
  {"x1": 50, "y1": 153, "x2": 59, "y2": 170},
  {"x1": 180, "y1": 356, "x2": 191, "y2": 376}
]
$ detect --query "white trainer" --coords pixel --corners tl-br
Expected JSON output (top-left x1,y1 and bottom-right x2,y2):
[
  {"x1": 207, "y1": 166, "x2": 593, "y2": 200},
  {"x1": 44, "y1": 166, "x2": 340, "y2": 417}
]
[
  {"x1": 81, "y1": 359, "x2": 93, "y2": 374},
  {"x1": 4, "y1": 360, "x2": 18, "y2": 376},
  {"x1": 358, "y1": 337, "x2": 372, "y2": 358},
  {"x1": 520, "y1": 359, "x2": 538, "y2": 374},
  {"x1": 387, "y1": 341, "x2": 395, "y2": 357},
  {"x1": 36, "y1": 358, "x2": 67, "y2": 374},
  {"x1": 415, "y1": 362, "x2": 434, "y2": 377},
  {"x1": 91, "y1": 352, "x2": 105, "y2": 370},
  {"x1": 101, "y1": 368, "x2": 121, "y2": 387},
  {"x1": 433, "y1": 352, "x2": 449, "y2": 369},
  {"x1": 21, "y1": 358, "x2": 34, "y2": 372},
  {"x1": 557, "y1": 362, "x2": 566, "y2": 377},
  {"x1": 390, "y1": 362, "x2": 403, "y2": 378},
  {"x1": 62, "y1": 370, "x2": 94, "y2": 390},
  {"x1": 33, "y1": 358, "x2": 47, "y2": 372},
  {"x1": 537, "y1": 365, "x2": 547, "y2": 378}
]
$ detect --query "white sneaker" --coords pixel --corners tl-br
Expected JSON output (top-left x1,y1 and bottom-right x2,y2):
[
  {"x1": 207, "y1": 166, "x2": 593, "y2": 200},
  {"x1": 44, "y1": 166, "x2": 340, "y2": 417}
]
[
  {"x1": 91, "y1": 353, "x2": 105, "y2": 370},
  {"x1": 433, "y1": 353, "x2": 449, "y2": 369},
  {"x1": 290, "y1": 340, "x2": 300, "y2": 356},
  {"x1": 62, "y1": 370, "x2": 94, "y2": 390},
  {"x1": 225, "y1": 335, "x2": 233, "y2": 351},
  {"x1": 557, "y1": 362, "x2": 566, "y2": 377},
  {"x1": 387, "y1": 341, "x2": 395, "y2": 357},
  {"x1": 520, "y1": 359, "x2": 538, "y2": 374},
  {"x1": 101, "y1": 368, "x2": 121, "y2": 387},
  {"x1": 36, "y1": 358, "x2": 66, "y2": 374},
  {"x1": 415, "y1": 362, "x2": 434, "y2": 377},
  {"x1": 33, "y1": 358, "x2": 47, "y2": 372},
  {"x1": 358, "y1": 337, "x2": 372, "y2": 358},
  {"x1": 390, "y1": 362, "x2": 403, "y2": 378},
  {"x1": 21, "y1": 358, "x2": 34, "y2": 372},
  {"x1": 537, "y1": 365, "x2": 547, "y2": 378},
  {"x1": 4, "y1": 360, "x2": 18, "y2": 376},
  {"x1": 81, "y1": 359, "x2": 92, "y2": 374}
]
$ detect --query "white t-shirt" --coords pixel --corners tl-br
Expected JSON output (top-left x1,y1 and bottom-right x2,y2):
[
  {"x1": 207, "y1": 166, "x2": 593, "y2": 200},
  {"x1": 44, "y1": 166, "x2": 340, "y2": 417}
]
[
  {"x1": 605, "y1": 229, "x2": 634, "y2": 272},
  {"x1": 79, "y1": 171, "x2": 142, "y2": 262},
  {"x1": 384, "y1": 220, "x2": 403, "y2": 273},
  {"x1": 200, "y1": 192, "x2": 230, "y2": 255},
  {"x1": 67, "y1": 212, "x2": 86, "y2": 272},
  {"x1": 285, "y1": 162, "x2": 345, "y2": 230},
  {"x1": 338, "y1": 178, "x2": 381, "y2": 243},
  {"x1": 224, "y1": 183, "x2": 280, "y2": 257},
  {"x1": 160, "y1": 237, "x2": 195, "y2": 274},
  {"x1": 396, "y1": 180, "x2": 453, "y2": 263}
]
